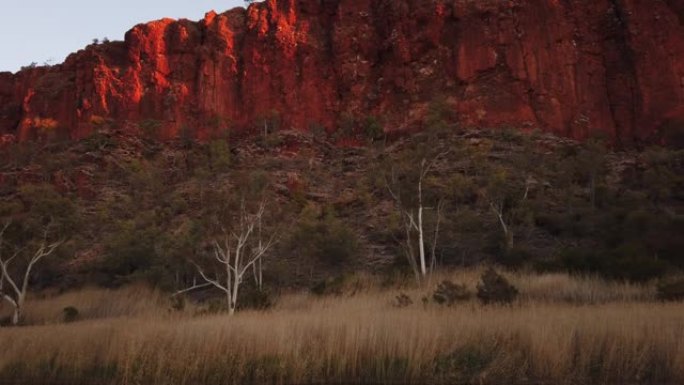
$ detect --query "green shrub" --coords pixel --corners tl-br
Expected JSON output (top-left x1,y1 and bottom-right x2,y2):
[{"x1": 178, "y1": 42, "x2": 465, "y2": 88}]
[
  {"x1": 657, "y1": 278, "x2": 684, "y2": 301},
  {"x1": 100, "y1": 220, "x2": 159, "y2": 286},
  {"x1": 425, "y1": 97, "x2": 455, "y2": 134},
  {"x1": 139, "y1": 119, "x2": 162, "y2": 138},
  {"x1": 393, "y1": 293, "x2": 413, "y2": 308},
  {"x1": 497, "y1": 246, "x2": 533, "y2": 268},
  {"x1": 308, "y1": 121, "x2": 328, "y2": 142},
  {"x1": 170, "y1": 296, "x2": 185, "y2": 312},
  {"x1": 62, "y1": 306, "x2": 79, "y2": 323},
  {"x1": 177, "y1": 125, "x2": 196, "y2": 148},
  {"x1": 238, "y1": 287, "x2": 276, "y2": 310},
  {"x1": 432, "y1": 280, "x2": 471, "y2": 306},
  {"x1": 288, "y1": 208, "x2": 359, "y2": 267},
  {"x1": 261, "y1": 133, "x2": 284, "y2": 148},
  {"x1": 256, "y1": 110, "x2": 281, "y2": 135},
  {"x1": 198, "y1": 298, "x2": 231, "y2": 315},
  {"x1": 656, "y1": 119, "x2": 684, "y2": 147},
  {"x1": 17, "y1": 183, "x2": 78, "y2": 233},
  {"x1": 363, "y1": 116, "x2": 384, "y2": 142},
  {"x1": 334, "y1": 113, "x2": 356, "y2": 140},
  {"x1": 559, "y1": 246, "x2": 671, "y2": 282},
  {"x1": 208, "y1": 139, "x2": 231, "y2": 172},
  {"x1": 434, "y1": 345, "x2": 495, "y2": 383},
  {"x1": 310, "y1": 275, "x2": 347, "y2": 296},
  {"x1": 317, "y1": 223, "x2": 359, "y2": 266},
  {"x1": 82, "y1": 131, "x2": 117, "y2": 152},
  {"x1": 476, "y1": 268, "x2": 518, "y2": 305}
]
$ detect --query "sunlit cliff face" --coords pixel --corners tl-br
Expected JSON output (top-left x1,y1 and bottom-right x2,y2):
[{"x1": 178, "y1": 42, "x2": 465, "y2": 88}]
[{"x1": 0, "y1": 0, "x2": 683, "y2": 145}]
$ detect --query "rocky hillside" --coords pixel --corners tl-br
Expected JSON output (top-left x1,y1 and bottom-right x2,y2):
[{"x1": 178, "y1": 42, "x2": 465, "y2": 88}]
[
  {"x1": 0, "y1": 121, "x2": 681, "y2": 290},
  {"x1": 1, "y1": 0, "x2": 683, "y2": 145}
]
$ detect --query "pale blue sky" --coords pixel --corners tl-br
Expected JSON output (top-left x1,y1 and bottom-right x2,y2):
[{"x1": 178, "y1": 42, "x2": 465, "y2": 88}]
[{"x1": 0, "y1": 1, "x2": 248, "y2": 73}]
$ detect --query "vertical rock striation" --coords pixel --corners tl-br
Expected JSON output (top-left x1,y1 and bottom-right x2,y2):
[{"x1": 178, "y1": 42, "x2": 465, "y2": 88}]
[{"x1": 0, "y1": 0, "x2": 682, "y2": 145}]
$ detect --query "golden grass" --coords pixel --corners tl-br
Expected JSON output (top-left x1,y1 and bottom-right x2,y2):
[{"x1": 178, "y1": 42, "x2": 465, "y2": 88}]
[
  {"x1": 1, "y1": 285, "x2": 173, "y2": 325},
  {"x1": 335, "y1": 268, "x2": 656, "y2": 305},
  {"x1": 0, "y1": 271, "x2": 680, "y2": 385}
]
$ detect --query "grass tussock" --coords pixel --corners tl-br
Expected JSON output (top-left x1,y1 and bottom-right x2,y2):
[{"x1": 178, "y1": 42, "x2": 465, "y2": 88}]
[{"x1": 0, "y1": 271, "x2": 680, "y2": 385}]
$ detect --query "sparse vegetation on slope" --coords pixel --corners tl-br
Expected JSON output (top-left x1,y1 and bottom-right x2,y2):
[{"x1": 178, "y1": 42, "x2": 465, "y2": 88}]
[{"x1": 0, "y1": 123, "x2": 682, "y2": 306}]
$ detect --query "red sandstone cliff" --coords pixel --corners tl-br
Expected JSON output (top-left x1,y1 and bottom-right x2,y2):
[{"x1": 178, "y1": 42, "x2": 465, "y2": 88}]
[{"x1": 1, "y1": 0, "x2": 683, "y2": 145}]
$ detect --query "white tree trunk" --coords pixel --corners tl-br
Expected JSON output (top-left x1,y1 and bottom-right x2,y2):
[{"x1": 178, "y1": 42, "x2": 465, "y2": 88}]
[
  {"x1": 417, "y1": 192, "x2": 426, "y2": 276},
  {"x1": 491, "y1": 203, "x2": 513, "y2": 251},
  {"x1": 230, "y1": 274, "x2": 239, "y2": 315},
  {"x1": 430, "y1": 200, "x2": 444, "y2": 275},
  {"x1": 403, "y1": 218, "x2": 421, "y2": 284},
  {"x1": 0, "y1": 225, "x2": 62, "y2": 326},
  {"x1": 386, "y1": 154, "x2": 448, "y2": 285},
  {"x1": 185, "y1": 200, "x2": 275, "y2": 316},
  {"x1": 11, "y1": 295, "x2": 23, "y2": 325}
]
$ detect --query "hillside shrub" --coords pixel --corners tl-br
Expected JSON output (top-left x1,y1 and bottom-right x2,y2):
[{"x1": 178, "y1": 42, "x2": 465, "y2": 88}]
[
  {"x1": 82, "y1": 131, "x2": 117, "y2": 152},
  {"x1": 239, "y1": 287, "x2": 276, "y2": 310},
  {"x1": 559, "y1": 247, "x2": 671, "y2": 282},
  {"x1": 363, "y1": 116, "x2": 384, "y2": 142},
  {"x1": 139, "y1": 119, "x2": 162, "y2": 139},
  {"x1": 288, "y1": 208, "x2": 359, "y2": 267},
  {"x1": 62, "y1": 306, "x2": 80, "y2": 323},
  {"x1": 308, "y1": 121, "x2": 328, "y2": 142},
  {"x1": 476, "y1": 268, "x2": 518, "y2": 305},
  {"x1": 100, "y1": 221, "x2": 159, "y2": 286},
  {"x1": 657, "y1": 278, "x2": 684, "y2": 301},
  {"x1": 434, "y1": 345, "x2": 495, "y2": 384},
  {"x1": 393, "y1": 293, "x2": 413, "y2": 308},
  {"x1": 432, "y1": 280, "x2": 471, "y2": 306},
  {"x1": 497, "y1": 246, "x2": 533, "y2": 269},
  {"x1": 208, "y1": 139, "x2": 231, "y2": 172},
  {"x1": 310, "y1": 275, "x2": 347, "y2": 296}
]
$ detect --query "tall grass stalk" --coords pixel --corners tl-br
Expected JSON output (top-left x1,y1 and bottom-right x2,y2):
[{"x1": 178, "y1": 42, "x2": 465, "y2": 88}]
[{"x1": 0, "y1": 271, "x2": 681, "y2": 385}]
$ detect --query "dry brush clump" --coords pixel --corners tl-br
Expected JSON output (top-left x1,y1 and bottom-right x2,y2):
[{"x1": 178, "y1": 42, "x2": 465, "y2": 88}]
[
  {"x1": 657, "y1": 277, "x2": 684, "y2": 301},
  {"x1": 426, "y1": 268, "x2": 656, "y2": 304},
  {"x1": 431, "y1": 280, "x2": 471, "y2": 306},
  {"x1": 476, "y1": 268, "x2": 519, "y2": 305}
]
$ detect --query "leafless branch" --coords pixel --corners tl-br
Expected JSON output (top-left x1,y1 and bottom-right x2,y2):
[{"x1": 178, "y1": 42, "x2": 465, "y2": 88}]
[{"x1": 172, "y1": 282, "x2": 212, "y2": 297}]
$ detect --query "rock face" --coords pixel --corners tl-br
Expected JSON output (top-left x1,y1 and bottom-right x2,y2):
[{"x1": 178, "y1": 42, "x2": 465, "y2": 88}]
[{"x1": 0, "y1": 0, "x2": 683, "y2": 145}]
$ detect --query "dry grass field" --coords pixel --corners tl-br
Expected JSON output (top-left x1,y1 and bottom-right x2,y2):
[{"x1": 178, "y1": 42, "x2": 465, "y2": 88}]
[{"x1": 0, "y1": 270, "x2": 682, "y2": 385}]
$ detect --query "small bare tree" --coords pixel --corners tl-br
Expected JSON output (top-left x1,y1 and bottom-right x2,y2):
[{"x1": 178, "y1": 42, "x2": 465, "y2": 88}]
[
  {"x1": 0, "y1": 222, "x2": 62, "y2": 325},
  {"x1": 179, "y1": 200, "x2": 276, "y2": 315},
  {"x1": 386, "y1": 151, "x2": 448, "y2": 284},
  {"x1": 489, "y1": 199, "x2": 514, "y2": 251},
  {"x1": 484, "y1": 165, "x2": 534, "y2": 253},
  {"x1": 484, "y1": 166, "x2": 517, "y2": 252}
]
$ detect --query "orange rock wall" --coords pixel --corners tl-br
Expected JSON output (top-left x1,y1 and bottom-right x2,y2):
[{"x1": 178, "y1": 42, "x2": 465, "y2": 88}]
[{"x1": 0, "y1": 0, "x2": 683, "y2": 145}]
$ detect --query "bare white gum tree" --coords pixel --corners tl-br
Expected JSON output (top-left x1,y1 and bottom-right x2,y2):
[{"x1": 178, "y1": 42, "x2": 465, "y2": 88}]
[
  {"x1": 486, "y1": 166, "x2": 531, "y2": 253},
  {"x1": 489, "y1": 199, "x2": 514, "y2": 251},
  {"x1": 177, "y1": 200, "x2": 276, "y2": 315},
  {"x1": 0, "y1": 222, "x2": 63, "y2": 326},
  {"x1": 386, "y1": 151, "x2": 448, "y2": 284}
]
